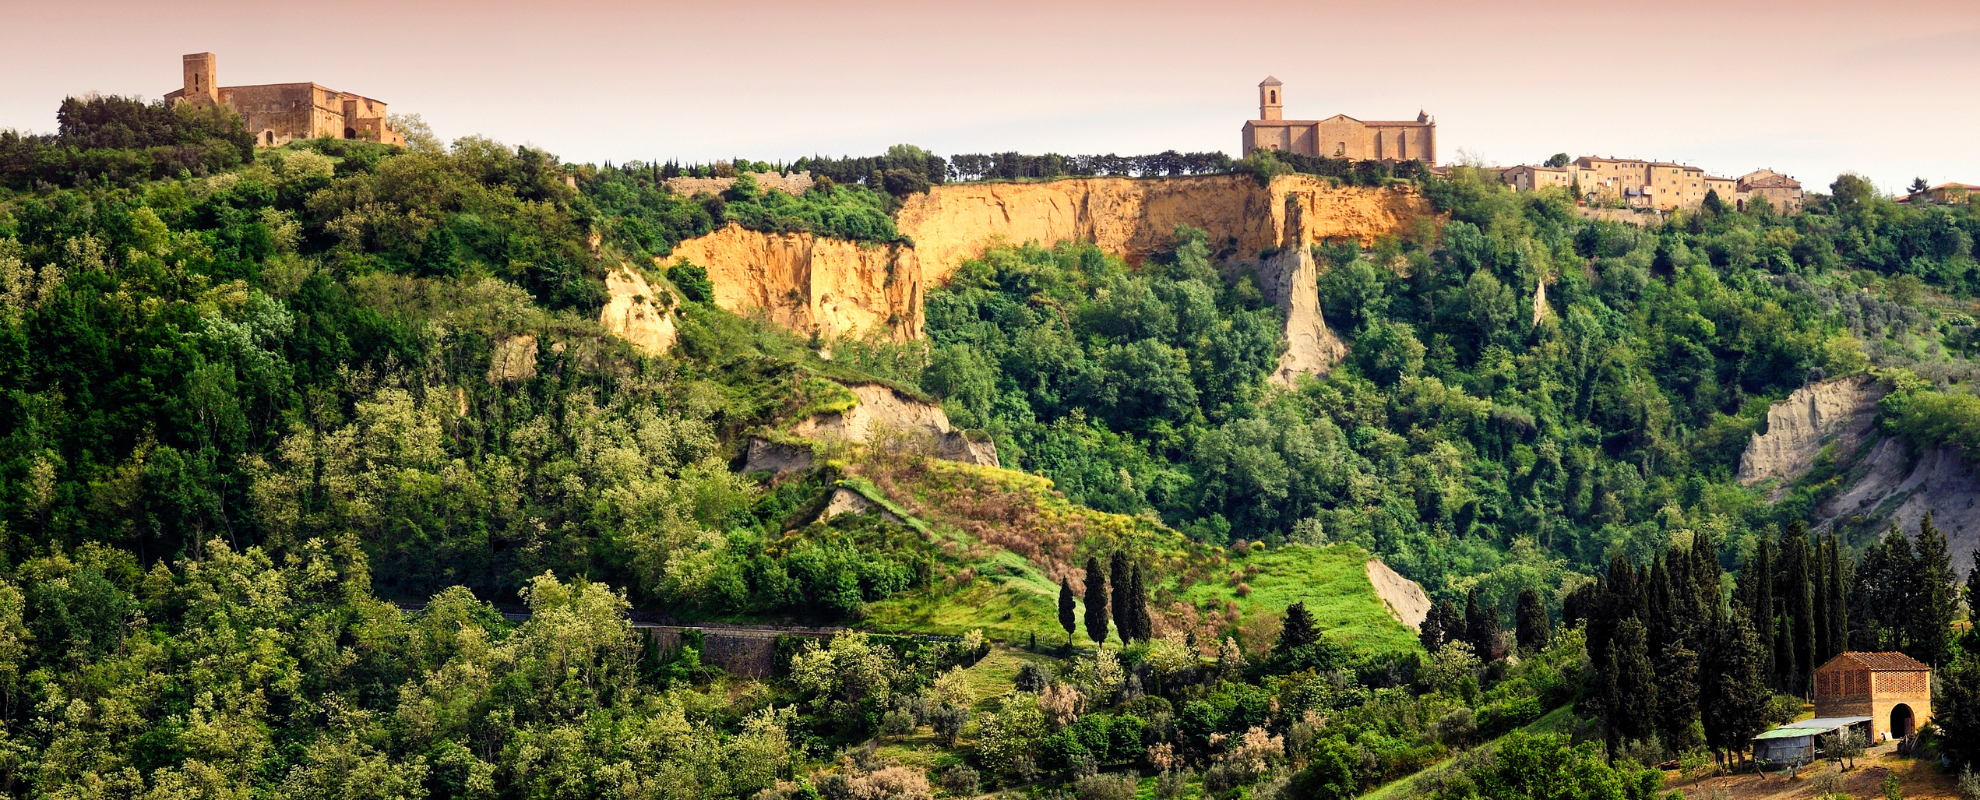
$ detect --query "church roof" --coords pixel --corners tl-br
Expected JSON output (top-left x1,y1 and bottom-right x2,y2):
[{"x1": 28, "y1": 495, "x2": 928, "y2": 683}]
[
  {"x1": 1259, "y1": 76, "x2": 1282, "y2": 86},
  {"x1": 1821, "y1": 652, "x2": 1930, "y2": 672}
]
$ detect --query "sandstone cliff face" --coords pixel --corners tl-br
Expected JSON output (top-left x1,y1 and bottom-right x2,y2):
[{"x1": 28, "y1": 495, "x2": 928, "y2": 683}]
[
  {"x1": 661, "y1": 175, "x2": 1432, "y2": 342},
  {"x1": 599, "y1": 266, "x2": 678, "y2": 357},
  {"x1": 790, "y1": 383, "x2": 1000, "y2": 467},
  {"x1": 1738, "y1": 375, "x2": 1884, "y2": 498},
  {"x1": 1365, "y1": 558, "x2": 1430, "y2": 632},
  {"x1": 895, "y1": 173, "x2": 1433, "y2": 283},
  {"x1": 665, "y1": 224, "x2": 923, "y2": 341}
]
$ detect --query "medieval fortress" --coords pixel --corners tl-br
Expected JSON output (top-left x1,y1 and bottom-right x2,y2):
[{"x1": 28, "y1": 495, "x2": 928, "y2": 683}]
[{"x1": 165, "y1": 53, "x2": 404, "y2": 148}]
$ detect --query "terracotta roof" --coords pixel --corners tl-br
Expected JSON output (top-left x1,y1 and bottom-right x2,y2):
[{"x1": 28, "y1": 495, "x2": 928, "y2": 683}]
[
  {"x1": 1822, "y1": 652, "x2": 1930, "y2": 672},
  {"x1": 1260, "y1": 76, "x2": 1283, "y2": 86}
]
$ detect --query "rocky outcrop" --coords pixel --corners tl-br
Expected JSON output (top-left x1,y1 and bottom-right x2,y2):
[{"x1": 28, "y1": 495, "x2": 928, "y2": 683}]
[
  {"x1": 665, "y1": 225, "x2": 923, "y2": 341},
  {"x1": 599, "y1": 266, "x2": 678, "y2": 356},
  {"x1": 1259, "y1": 194, "x2": 1347, "y2": 383},
  {"x1": 1365, "y1": 558, "x2": 1430, "y2": 632},
  {"x1": 791, "y1": 383, "x2": 1000, "y2": 467},
  {"x1": 663, "y1": 174, "x2": 1434, "y2": 342},
  {"x1": 818, "y1": 487, "x2": 904, "y2": 524},
  {"x1": 743, "y1": 438, "x2": 816, "y2": 475},
  {"x1": 1736, "y1": 374, "x2": 1980, "y2": 569},
  {"x1": 1738, "y1": 376, "x2": 1885, "y2": 497},
  {"x1": 487, "y1": 335, "x2": 537, "y2": 383}
]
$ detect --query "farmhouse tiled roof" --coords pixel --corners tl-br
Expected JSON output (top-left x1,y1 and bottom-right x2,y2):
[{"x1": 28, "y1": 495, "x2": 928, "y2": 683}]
[{"x1": 1825, "y1": 652, "x2": 1930, "y2": 671}]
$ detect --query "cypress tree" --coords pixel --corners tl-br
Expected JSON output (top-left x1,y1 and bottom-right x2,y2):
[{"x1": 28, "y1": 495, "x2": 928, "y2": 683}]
[
  {"x1": 1516, "y1": 587, "x2": 1551, "y2": 653},
  {"x1": 1130, "y1": 564, "x2": 1152, "y2": 641},
  {"x1": 1825, "y1": 533, "x2": 1847, "y2": 661},
  {"x1": 1694, "y1": 534, "x2": 1724, "y2": 631},
  {"x1": 1967, "y1": 553, "x2": 1980, "y2": 622},
  {"x1": 1813, "y1": 535, "x2": 1832, "y2": 662},
  {"x1": 1465, "y1": 586, "x2": 1501, "y2": 661},
  {"x1": 1703, "y1": 610, "x2": 1771, "y2": 769},
  {"x1": 1657, "y1": 641, "x2": 1703, "y2": 753},
  {"x1": 1777, "y1": 524, "x2": 1815, "y2": 693},
  {"x1": 1751, "y1": 536, "x2": 1776, "y2": 682},
  {"x1": 1058, "y1": 577, "x2": 1077, "y2": 646},
  {"x1": 1083, "y1": 556, "x2": 1109, "y2": 647},
  {"x1": 1109, "y1": 551, "x2": 1131, "y2": 644},
  {"x1": 1912, "y1": 512, "x2": 1957, "y2": 666},
  {"x1": 1421, "y1": 599, "x2": 1462, "y2": 653},
  {"x1": 1605, "y1": 617, "x2": 1659, "y2": 748}
]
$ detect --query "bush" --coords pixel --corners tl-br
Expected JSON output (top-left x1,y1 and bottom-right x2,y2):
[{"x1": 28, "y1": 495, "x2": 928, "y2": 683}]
[
  {"x1": 938, "y1": 766, "x2": 979, "y2": 797},
  {"x1": 1072, "y1": 772, "x2": 1137, "y2": 800}
]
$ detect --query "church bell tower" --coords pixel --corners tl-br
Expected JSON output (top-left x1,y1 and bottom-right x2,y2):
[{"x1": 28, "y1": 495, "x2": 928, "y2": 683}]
[{"x1": 1258, "y1": 76, "x2": 1283, "y2": 121}]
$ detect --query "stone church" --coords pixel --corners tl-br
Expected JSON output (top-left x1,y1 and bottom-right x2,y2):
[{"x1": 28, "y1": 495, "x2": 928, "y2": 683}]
[
  {"x1": 1241, "y1": 77, "x2": 1435, "y2": 166},
  {"x1": 165, "y1": 53, "x2": 405, "y2": 148}
]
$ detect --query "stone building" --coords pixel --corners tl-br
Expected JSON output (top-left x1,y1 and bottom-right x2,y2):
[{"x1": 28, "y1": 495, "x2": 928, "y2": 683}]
[
  {"x1": 1736, "y1": 169, "x2": 1805, "y2": 214},
  {"x1": 1500, "y1": 155, "x2": 1751, "y2": 213},
  {"x1": 164, "y1": 53, "x2": 404, "y2": 148},
  {"x1": 1901, "y1": 182, "x2": 1979, "y2": 204},
  {"x1": 1241, "y1": 77, "x2": 1436, "y2": 165},
  {"x1": 1812, "y1": 651, "x2": 1931, "y2": 742}
]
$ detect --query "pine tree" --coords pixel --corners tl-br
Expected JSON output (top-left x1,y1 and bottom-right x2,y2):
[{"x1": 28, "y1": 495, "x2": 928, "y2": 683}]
[
  {"x1": 1516, "y1": 587, "x2": 1551, "y2": 653},
  {"x1": 1280, "y1": 601, "x2": 1320, "y2": 651},
  {"x1": 1911, "y1": 512, "x2": 1957, "y2": 666},
  {"x1": 1109, "y1": 551, "x2": 1131, "y2": 643},
  {"x1": 1083, "y1": 557, "x2": 1109, "y2": 647},
  {"x1": 1058, "y1": 577, "x2": 1077, "y2": 646}
]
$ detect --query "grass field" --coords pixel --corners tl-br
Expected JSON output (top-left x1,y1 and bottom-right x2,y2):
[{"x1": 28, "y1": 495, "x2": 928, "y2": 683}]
[{"x1": 1182, "y1": 543, "x2": 1424, "y2": 657}]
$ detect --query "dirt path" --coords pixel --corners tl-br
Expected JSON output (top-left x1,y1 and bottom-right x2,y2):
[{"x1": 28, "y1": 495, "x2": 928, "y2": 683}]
[{"x1": 1671, "y1": 744, "x2": 1960, "y2": 800}]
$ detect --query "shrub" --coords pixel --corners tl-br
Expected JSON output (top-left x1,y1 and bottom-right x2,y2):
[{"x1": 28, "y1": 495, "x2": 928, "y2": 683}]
[
  {"x1": 1072, "y1": 772, "x2": 1137, "y2": 800},
  {"x1": 938, "y1": 766, "x2": 979, "y2": 797}
]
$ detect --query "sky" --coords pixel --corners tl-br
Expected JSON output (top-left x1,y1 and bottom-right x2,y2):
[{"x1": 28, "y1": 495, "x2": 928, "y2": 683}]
[{"x1": 3, "y1": 0, "x2": 1976, "y2": 194}]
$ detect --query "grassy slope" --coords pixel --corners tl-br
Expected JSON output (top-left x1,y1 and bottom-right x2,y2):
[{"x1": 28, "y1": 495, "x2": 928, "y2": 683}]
[
  {"x1": 1361, "y1": 705, "x2": 1590, "y2": 800},
  {"x1": 1182, "y1": 544, "x2": 1422, "y2": 657}
]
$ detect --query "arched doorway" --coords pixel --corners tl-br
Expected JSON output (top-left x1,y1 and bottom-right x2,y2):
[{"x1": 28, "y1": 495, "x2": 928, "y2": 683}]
[
  {"x1": 344, "y1": 127, "x2": 357, "y2": 140},
  {"x1": 1890, "y1": 703, "x2": 1915, "y2": 739}
]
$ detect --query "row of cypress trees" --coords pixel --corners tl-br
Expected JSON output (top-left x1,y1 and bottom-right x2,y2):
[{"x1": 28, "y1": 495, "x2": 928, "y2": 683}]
[{"x1": 1056, "y1": 552, "x2": 1153, "y2": 647}]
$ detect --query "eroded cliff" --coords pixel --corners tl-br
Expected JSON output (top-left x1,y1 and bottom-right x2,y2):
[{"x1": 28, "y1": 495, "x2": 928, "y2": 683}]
[
  {"x1": 598, "y1": 266, "x2": 678, "y2": 357},
  {"x1": 665, "y1": 225, "x2": 923, "y2": 341},
  {"x1": 1738, "y1": 375, "x2": 1884, "y2": 498},
  {"x1": 657, "y1": 174, "x2": 1433, "y2": 342},
  {"x1": 790, "y1": 383, "x2": 1000, "y2": 467}
]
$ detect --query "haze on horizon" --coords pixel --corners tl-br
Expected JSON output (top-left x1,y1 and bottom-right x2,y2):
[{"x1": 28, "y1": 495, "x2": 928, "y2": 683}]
[{"x1": 2, "y1": 0, "x2": 1975, "y2": 195}]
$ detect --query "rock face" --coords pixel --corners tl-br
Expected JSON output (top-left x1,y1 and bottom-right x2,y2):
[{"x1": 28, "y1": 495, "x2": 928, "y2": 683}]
[
  {"x1": 819, "y1": 487, "x2": 903, "y2": 524},
  {"x1": 1738, "y1": 376, "x2": 1885, "y2": 498},
  {"x1": 599, "y1": 266, "x2": 678, "y2": 357},
  {"x1": 742, "y1": 438, "x2": 816, "y2": 474},
  {"x1": 1736, "y1": 374, "x2": 1980, "y2": 570},
  {"x1": 660, "y1": 174, "x2": 1433, "y2": 342},
  {"x1": 1258, "y1": 194, "x2": 1347, "y2": 383},
  {"x1": 665, "y1": 225, "x2": 923, "y2": 341},
  {"x1": 896, "y1": 173, "x2": 1433, "y2": 284},
  {"x1": 487, "y1": 335, "x2": 537, "y2": 383},
  {"x1": 791, "y1": 383, "x2": 1000, "y2": 467},
  {"x1": 1365, "y1": 558, "x2": 1430, "y2": 632}
]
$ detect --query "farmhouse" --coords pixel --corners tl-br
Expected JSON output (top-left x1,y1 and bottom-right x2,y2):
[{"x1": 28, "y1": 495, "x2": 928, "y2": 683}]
[{"x1": 1813, "y1": 651, "x2": 1931, "y2": 742}]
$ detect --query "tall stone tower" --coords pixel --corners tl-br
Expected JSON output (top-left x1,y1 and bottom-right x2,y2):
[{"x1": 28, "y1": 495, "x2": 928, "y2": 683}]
[
  {"x1": 181, "y1": 52, "x2": 218, "y2": 108},
  {"x1": 1258, "y1": 76, "x2": 1283, "y2": 121}
]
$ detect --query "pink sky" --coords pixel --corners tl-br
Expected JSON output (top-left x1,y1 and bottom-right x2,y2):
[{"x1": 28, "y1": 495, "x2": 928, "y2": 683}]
[{"x1": 3, "y1": 0, "x2": 1976, "y2": 193}]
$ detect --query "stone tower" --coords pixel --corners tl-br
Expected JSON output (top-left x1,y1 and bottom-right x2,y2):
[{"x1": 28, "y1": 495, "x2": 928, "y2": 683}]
[
  {"x1": 181, "y1": 52, "x2": 218, "y2": 108},
  {"x1": 1258, "y1": 76, "x2": 1283, "y2": 121}
]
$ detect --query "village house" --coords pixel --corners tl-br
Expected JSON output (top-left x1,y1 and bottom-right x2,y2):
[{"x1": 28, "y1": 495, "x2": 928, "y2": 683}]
[
  {"x1": 1812, "y1": 651, "x2": 1931, "y2": 742},
  {"x1": 1498, "y1": 156, "x2": 1796, "y2": 214},
  {"x1": 1900, "y1": 182, "x2": 1979, "y2": 204}
]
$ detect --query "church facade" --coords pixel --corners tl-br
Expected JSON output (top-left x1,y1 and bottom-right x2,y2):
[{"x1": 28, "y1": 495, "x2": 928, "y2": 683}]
[
  {"x1": 165, "y1": 53, "x2": 405, "y2": 148},
  {"x1": 1240, "y1": 77, "x2": 1435, "y2": 166}
]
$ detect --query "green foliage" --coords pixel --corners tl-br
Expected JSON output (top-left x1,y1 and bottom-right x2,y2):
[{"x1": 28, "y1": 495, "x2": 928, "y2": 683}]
[{"x1": 1428, "y1": 732, "x2": 1663, "y2": 800}]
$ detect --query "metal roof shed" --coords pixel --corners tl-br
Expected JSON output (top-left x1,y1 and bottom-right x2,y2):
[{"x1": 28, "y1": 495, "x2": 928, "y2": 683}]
[{"x1": 1751, "y1": 716, "x2": 1872, "y2": 768}]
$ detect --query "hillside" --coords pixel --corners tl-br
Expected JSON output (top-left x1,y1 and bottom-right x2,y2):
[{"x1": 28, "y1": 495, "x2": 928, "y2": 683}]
[{"x1": 8, "y1": 96, "x2": 1980, "y2": 799}]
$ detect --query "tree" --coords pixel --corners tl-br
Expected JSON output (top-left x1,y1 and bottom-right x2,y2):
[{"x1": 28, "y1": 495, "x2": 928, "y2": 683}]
[
  {"x1": 1703, "y1": 611, "x2": 1770, "y2": 769},
  {"x1": 1464, "y1": 587, "x2": 1502, "y2": 661},
  {"x1": 1545, "y1": 153, "x2": 1571, "y2": 168},
  {"x1": 1967, "y1": 553, "x2": 1980, "y2": 619},
  {"x1": 1827, "y1": 534, "x2": 1848, "y2": 664},
  {"x1": 1129, "y1": 564, "x2": 1152, "y2": 642},
  {"x1": 1656, "y1": 642, "x2": 1703, "y2": 753},
  {"x1": 1748, "y1": 537, "x2": 1776, "y2": 684},
  {"x1": 1421, "y1": 599, "x2": 1463, "y2": 653},
  {"x1": 1909, "y1": 177, "x2": 1931, "y2": 198},
  {"x1": 1084, "y1": 557, "x2": 1109, "y2": 647},
  {"x1": 1109, "y1": 551, "x2": 1131, "y2": 643},
  {"x1": 1281, "y1": 601, "x2": 1319, "y2": 650},
  {"x1": 1516, "y1": 588, "x2": 1551, "y2": 653},
  {"x1": 1603, "y1": 618, "x2": 1658, "y2": 748},
  {"x1": 1938, "y1": 650, "x2": 1980, "y2": 771},
  {"x1": 1910, "y1": 513, "x2": 1957, "y2": 666},
  {"x1": 1778, "y1": 524, "x2": 1815, "y2": 693},
  {"x1": 1058, "y1": 577, "x2": 1077, "y2": 647}
]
